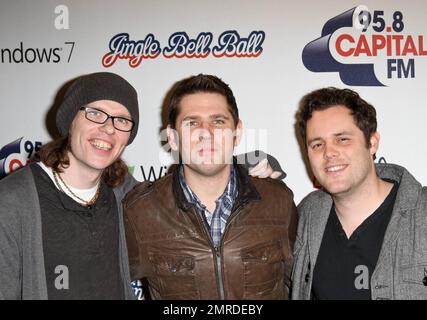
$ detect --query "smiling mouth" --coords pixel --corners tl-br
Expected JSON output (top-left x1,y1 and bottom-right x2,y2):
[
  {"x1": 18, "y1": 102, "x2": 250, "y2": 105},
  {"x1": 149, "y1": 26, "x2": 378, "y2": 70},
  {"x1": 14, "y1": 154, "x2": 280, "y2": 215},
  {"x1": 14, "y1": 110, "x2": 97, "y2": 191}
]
[
  {"x1": 325, "y1": 164, "x2": 348, "y2": 173},
  {"x1": 90, "y1": 139, "x2": 112, "y2": 151}
]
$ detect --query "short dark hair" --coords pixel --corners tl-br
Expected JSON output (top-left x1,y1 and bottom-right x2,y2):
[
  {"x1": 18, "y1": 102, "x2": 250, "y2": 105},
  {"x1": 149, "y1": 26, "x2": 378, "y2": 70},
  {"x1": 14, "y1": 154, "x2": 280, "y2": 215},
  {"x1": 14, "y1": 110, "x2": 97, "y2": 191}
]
[
  {"x1": 297, "y1": 87, "x2": 377, "y2": 148},
  {"x1": 168, "y1": 74, "x2": 239, "y2": 128}
]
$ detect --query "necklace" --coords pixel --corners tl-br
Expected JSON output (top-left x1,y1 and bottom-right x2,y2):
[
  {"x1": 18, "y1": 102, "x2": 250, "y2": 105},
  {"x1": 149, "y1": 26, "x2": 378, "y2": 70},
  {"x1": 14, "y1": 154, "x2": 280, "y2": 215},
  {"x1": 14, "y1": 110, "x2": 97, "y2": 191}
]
[{"x1": 52, "y1": 170, "x2": 101, "y2": 207}]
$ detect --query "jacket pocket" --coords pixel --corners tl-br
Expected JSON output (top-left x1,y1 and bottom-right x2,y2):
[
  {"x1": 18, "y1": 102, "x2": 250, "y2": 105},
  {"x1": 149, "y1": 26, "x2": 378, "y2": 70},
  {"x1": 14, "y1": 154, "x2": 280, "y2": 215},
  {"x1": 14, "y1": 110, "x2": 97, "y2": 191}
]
[
  {"x1": 402, "y1": 263, "x2": 427, "y2": 285},
  {"x1": 241, "y1": 241, "x2": 284, "y2": 299},
  {"x1": 400, "y1": 263, "x2": 427, "y2": 299},
  {"x1": 149, "y1": 253, "x2": 199, "y2": 299}
]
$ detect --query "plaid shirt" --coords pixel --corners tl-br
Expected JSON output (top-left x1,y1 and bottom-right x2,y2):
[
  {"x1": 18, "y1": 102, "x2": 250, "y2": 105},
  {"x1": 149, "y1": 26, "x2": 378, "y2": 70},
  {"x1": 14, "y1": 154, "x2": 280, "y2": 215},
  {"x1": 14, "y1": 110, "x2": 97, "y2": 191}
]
[{"x1": 179, "y1": 166, "x2": 238, "y2": 247}]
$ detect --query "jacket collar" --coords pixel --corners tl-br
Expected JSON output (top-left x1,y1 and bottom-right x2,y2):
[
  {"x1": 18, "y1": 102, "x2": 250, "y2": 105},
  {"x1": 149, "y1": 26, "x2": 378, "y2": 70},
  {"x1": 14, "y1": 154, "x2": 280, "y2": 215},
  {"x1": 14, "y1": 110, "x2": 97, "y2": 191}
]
[
  {"x1": 172, "y1": 159, "x2": 261, "y2": 212},
  {"x1": 375, "y1": 163, "x2": 422, "y2": 214},
  {"x1": 375, "y1": 163, "x2": 422, "y2": 258},
  {"x1": 306, "y1": 192, "x2": 332, "y2": 268}
]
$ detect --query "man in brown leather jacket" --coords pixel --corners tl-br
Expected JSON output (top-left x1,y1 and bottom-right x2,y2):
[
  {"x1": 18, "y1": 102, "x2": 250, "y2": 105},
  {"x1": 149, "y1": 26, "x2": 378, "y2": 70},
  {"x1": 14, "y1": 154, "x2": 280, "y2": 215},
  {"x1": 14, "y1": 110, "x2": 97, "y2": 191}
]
[{"x1": 123, "y1": 74, "x2": 297, "y2": 300}]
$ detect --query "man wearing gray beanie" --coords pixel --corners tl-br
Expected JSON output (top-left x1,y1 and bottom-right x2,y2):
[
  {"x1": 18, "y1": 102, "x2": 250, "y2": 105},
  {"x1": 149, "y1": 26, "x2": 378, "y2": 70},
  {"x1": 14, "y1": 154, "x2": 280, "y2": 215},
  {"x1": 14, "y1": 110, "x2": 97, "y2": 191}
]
[
  {"x1": 0, "y1": 71, "x2": 284, "y2": 300},
  {"x1": 0, "y1": 72, "x2": 139, "y2": 299}
]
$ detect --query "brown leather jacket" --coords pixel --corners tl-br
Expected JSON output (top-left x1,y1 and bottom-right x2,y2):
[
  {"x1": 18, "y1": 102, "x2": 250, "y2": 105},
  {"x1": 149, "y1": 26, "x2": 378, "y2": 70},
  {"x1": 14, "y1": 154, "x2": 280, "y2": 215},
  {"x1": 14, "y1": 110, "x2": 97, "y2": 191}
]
[{"x1": 123, "y1": 165, "x2": 298, "y2": 300}]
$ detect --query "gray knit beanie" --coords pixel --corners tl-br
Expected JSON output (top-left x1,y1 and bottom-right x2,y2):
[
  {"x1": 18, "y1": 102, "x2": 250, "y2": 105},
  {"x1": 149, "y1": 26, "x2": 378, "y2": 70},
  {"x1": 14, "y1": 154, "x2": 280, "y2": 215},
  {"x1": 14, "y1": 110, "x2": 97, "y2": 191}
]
[{"x1": 56, "y1": 72, "x2": 139, "y2": 145}]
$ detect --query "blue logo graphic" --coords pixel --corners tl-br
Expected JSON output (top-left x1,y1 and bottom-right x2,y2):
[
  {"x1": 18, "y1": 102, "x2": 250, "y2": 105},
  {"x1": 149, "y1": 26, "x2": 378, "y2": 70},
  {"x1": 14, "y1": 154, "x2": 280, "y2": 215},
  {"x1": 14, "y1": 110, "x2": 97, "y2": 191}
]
[
  {"x1": 302, "y1": 7, "x2": 384, "y2": 86},
  {"x1": 0, "y1": 138, "x2": 23, "y2": 179},
  {"x1": 0, "y1": 137, "x2": 42, "y2": 179},
  {"x1": 131, "y1": 280, "x2": 144, "y2": 300}
]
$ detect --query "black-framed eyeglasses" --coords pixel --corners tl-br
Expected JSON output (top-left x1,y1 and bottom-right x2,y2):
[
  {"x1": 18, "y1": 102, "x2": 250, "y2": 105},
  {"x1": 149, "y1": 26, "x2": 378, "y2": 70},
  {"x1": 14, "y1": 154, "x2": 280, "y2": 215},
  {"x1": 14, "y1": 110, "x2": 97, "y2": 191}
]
[{"x1": 79, "y1": 106, "x2": 135, "y2": 132}]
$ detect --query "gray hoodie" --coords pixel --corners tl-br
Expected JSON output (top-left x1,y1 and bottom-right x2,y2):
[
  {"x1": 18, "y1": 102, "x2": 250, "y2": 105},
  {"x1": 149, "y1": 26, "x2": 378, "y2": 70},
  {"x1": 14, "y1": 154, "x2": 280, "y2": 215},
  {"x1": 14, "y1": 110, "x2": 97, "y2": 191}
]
[{"x1": 0, "y1": 165, "x2": 137, "y2": 300}]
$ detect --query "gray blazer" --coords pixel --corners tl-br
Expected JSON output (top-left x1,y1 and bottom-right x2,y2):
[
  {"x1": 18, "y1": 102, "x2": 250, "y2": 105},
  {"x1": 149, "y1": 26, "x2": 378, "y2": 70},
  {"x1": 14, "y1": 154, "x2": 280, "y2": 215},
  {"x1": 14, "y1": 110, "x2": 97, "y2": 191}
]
[
  {"x1": 292, "y1": 163, "x2": 427, "y2": 300},
  {"x1": 0, "y1": 165, "x2": 137, "y2": 300}
]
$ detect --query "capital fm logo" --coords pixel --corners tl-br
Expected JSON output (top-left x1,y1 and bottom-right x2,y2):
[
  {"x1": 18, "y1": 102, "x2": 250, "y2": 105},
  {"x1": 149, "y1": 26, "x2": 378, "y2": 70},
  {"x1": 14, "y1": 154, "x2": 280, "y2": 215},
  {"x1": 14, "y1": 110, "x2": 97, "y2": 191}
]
[
  {"x1": 102, "y1": 30, "x2": 265, "y2": 68},
  {"x1": 302, "y1": 5, "x2": 427, "y2": 86},
  {"x1": 0, "y1": 137, "x2": 42, "y2": 179}
]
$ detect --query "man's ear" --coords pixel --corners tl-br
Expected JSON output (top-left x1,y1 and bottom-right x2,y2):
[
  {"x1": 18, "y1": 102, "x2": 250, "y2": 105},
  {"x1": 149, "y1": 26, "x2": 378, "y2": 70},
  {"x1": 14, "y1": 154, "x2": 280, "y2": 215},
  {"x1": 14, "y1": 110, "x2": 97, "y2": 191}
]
[
  {"x1": 234, "y1": 120, "x2": 243, "y2": 146},
  {"x1": 167, "y1": 125, "x2": 179, "y2": 151},
  {"x1": 369, "y1": 132, "x2": 380, "y2": 155}
]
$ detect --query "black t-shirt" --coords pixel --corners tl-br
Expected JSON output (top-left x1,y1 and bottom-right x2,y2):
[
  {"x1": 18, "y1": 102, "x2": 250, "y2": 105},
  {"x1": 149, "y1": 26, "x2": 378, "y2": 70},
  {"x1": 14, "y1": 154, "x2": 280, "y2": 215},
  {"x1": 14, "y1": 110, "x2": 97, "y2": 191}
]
[
  {"x1": 31, "y1": 163, "x2": 124, "y2": 300},
  {"x1": 312, "y1": 180, "x2": 398, "y2": 300}
]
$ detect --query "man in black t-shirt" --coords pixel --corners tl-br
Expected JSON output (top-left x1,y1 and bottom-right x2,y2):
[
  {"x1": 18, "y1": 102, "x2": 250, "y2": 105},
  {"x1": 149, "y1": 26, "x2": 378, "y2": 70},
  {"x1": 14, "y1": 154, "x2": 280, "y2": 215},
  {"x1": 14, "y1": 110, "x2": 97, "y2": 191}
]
[{"x1": 292, "y1": 87, "x2": 427, "y2": 300}]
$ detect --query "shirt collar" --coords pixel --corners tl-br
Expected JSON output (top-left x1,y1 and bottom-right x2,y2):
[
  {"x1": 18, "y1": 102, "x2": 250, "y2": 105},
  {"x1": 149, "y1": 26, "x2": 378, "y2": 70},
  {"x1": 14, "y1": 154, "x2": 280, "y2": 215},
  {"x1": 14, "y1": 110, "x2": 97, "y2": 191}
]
[{"x1": 178, "y1": 165, "x2": 238, "y2": 211}]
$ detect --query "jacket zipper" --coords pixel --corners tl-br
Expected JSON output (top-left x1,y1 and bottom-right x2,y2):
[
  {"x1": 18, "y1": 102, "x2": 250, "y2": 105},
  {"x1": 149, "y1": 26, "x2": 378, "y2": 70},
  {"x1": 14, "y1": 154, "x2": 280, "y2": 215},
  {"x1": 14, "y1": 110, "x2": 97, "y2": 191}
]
[
  {"x1": 193, "y1": 202, "x2": 248, "y2": 300},
  {"x1": 217, "y1": 204, "x2": 247, "y2": 299},
  {"x1": 216, "y1": 202, "x2": 248, "y2": 299},
  {"x1": 193, "y1": 209, "x2": 225, "y2": 299},
  {"x1": 214, "y1": 246, "x2": 224, "y2": 300}
]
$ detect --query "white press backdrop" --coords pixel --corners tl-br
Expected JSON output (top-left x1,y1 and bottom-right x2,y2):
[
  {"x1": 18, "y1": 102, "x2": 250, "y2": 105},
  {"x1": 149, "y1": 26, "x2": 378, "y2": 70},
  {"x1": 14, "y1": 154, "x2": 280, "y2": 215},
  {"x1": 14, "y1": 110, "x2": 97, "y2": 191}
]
[{"x1": 1, "y1": 0, "x2": 426, "y2": 203}]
